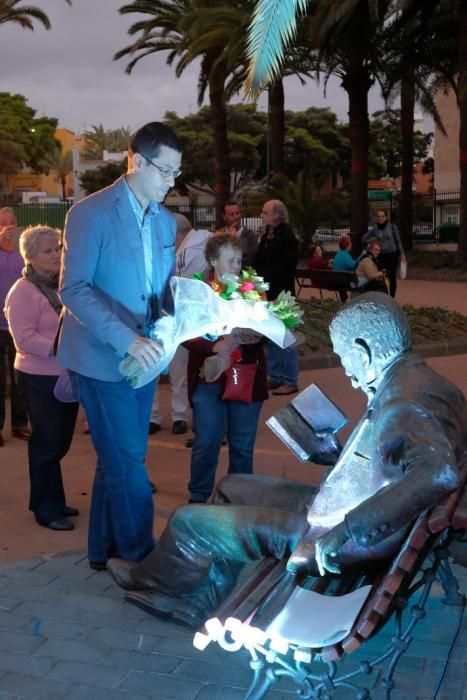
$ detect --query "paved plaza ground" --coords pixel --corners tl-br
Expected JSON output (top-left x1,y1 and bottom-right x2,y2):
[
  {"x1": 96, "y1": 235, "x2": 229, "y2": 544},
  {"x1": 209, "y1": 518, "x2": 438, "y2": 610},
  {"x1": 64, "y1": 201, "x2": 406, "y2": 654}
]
[{"x1": 0, "y1": 279, "x2": 466, "y2": 699}]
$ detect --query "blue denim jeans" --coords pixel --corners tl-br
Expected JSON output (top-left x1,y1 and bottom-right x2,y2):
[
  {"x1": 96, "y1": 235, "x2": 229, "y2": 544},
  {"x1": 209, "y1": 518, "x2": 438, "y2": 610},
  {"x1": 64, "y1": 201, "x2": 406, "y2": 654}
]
[
  {"x1": 189, "y1": 382, "x2": 263, "y2": 502},
  {"x1": 69, "y1": 371, "x2": 155, "y2": 563},
  {"x1": 265, "y1": 341, "x2": 299, "y2": 385}
]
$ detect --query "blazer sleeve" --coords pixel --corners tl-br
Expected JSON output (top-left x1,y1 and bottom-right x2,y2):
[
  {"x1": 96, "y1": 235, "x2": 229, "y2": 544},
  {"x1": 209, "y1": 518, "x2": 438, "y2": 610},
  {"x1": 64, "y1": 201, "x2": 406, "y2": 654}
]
[{"x1": 59, "y1": 203, "x2": 137, "y2": 357}]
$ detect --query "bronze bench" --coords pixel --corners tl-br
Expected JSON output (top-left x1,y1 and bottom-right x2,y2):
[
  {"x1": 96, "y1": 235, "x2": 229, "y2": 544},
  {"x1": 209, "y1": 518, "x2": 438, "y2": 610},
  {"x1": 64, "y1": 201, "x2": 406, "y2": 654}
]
[
  {"x1": 295, "y1": 268, "x2": 359, "y2": 301},
  {"x1": 193, "y1": 470, "x2": 466, "y2": 699}
]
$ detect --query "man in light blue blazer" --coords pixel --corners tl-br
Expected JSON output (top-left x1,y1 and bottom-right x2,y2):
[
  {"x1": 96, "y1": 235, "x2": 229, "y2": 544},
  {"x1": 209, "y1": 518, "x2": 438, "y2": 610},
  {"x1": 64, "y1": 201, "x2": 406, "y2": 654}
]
[{"x1": 58, "y1": 122, "x2": 182, "y2": 568}]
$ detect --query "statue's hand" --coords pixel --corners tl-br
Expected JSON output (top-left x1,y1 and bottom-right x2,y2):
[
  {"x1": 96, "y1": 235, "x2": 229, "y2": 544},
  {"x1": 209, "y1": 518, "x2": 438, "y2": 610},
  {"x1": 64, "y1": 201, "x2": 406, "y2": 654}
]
[
  {"x1": 287, "y1": 530, "x2": 316, "y2": 576},
  {"x1": 315, "y1": 523, "x2": 350, "y2": 576}
]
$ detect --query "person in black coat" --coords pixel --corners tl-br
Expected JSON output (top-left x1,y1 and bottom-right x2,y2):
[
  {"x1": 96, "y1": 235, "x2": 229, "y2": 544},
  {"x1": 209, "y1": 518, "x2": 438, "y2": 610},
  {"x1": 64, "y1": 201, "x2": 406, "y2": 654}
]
[{"x1": 253, "y1": 200, "x2": 299, "y2": 396}]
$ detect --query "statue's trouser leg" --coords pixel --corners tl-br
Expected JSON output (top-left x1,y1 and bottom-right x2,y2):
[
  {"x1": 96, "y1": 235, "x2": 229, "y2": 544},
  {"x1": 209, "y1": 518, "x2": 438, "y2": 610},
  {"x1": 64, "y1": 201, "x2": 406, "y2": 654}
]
[
  {"x1": 213, "y1": 473, "x2": 317, "y2": 512},
  {"x1": 131, "y1": 504, "x2": 309, "y2": 609}
]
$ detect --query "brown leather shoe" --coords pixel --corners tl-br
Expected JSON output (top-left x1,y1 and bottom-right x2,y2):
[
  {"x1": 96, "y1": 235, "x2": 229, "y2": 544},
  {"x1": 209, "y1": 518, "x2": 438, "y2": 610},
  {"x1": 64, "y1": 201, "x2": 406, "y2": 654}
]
[
  {"x1": 272, "y1": 384, "x2": 299, "y2": 396},
  {"x1": 267, "y1": 378, "x2": 283, "y2": 390},
  {"x1": 12, "y1": 427, "x2": 30, "y2": 440},
  {"x1": 107, "y1": 558, "x2": 141, "y2": 590}
]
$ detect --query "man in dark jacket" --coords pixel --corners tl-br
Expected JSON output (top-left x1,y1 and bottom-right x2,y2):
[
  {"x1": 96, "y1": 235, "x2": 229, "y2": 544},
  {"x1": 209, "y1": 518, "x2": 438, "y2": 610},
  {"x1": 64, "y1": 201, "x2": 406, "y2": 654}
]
[
  {"x1": 254, "y1": 200, "x2": 300, "y2": 395},
  {"x1": 107, "y1": 293, "x2": 465, "y2": 627}
]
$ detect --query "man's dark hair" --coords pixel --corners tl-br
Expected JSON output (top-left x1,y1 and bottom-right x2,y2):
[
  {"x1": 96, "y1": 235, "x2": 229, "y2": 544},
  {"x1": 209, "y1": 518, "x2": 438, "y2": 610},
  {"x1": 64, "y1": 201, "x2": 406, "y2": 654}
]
[
  {"x1": 130, "y1": 122, "x2": 182, "y2": 158},
  {"x1": 222, "y1": 200, "x2": 240, "y2": 214}
]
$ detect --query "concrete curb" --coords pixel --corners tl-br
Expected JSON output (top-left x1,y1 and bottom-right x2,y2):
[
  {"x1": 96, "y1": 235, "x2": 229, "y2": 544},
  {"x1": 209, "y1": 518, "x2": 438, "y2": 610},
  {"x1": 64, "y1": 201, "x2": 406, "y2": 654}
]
[{"x1": 299, "y1": 339, "x2": 467, "y2": 371}]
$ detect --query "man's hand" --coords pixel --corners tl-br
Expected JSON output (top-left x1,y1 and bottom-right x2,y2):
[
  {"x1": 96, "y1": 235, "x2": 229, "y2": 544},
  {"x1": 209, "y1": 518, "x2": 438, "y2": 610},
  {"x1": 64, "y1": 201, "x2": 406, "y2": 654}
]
[
  {"x1": 0, "y1": 225, "x2": 20, "y2": 252},
  {"x1": 315, "y1": 523, "x2": 350, "y2": 576},
  {"x1": 127, "y1": 337, "x2": 163, "y2": 371}
]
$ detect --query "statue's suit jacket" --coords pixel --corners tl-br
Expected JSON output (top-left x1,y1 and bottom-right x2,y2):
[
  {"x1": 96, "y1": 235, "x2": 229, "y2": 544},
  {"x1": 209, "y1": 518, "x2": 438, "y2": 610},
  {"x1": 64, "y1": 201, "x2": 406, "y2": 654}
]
[
  {"x1": 307, "y1": 351, "x2": 467, "y2": 562},
  {"x1": 57, "y1": 176, "x2": 176, "y2": 382}
]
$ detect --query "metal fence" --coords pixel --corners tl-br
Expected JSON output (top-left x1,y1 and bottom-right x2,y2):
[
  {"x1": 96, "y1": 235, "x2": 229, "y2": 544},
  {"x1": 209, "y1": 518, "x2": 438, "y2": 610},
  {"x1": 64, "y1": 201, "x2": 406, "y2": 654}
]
[{"x1": 1, "y1": 188, "x2": 461, "y2": 244}]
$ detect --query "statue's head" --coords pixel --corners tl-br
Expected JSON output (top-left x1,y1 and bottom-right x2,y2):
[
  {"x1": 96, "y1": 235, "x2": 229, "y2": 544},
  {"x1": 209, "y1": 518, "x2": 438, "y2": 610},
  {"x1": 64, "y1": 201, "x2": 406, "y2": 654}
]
[{"x1": 330, "y1": 293, "x2": 412, "y2": 393}]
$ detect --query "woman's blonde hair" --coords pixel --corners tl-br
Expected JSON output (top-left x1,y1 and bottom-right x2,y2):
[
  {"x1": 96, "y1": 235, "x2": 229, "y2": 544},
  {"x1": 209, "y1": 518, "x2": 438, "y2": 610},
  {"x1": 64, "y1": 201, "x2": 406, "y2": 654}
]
[{"x1": 19, "y1": 225, "x2": 60, "y2": 262}]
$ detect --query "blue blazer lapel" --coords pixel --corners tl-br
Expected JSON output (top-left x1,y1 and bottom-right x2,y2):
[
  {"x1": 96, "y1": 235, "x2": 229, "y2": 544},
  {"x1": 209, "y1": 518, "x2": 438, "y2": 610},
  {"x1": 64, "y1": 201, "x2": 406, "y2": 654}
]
[{"x1": 113, "y1": 177, "x2": 146, "y2": 293}]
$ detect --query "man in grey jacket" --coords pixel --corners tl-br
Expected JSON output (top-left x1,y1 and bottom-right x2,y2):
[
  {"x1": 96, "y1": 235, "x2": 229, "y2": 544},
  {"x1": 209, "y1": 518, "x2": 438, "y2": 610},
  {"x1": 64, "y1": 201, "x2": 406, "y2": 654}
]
[{"x1": 107, "y1": 293, "x2": 465, "y2": 626}]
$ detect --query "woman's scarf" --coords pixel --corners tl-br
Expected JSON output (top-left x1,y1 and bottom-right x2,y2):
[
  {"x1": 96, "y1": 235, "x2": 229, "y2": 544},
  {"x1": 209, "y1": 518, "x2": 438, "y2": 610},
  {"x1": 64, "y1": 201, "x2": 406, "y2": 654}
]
[{"x1": 23, "y1": 263, "x2": 62, "y2": 315}]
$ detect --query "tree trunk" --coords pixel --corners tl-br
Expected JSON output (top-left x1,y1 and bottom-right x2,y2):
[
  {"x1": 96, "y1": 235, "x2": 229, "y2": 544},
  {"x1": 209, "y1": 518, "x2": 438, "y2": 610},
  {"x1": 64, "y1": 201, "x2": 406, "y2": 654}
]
[
  {"x1": 61, "y1": 175, "x2": 66, "y2": 201},
  {"x1": 457, "y1": 0, "x2": 467, "y2": 265},
  {"x1": 344, "y1": 54, "x2": 372, "y2": 255},
  {"x1": 399, "y1": 70, "x2": 415, "y2": 251},
  {"x1": 269, "y1": 78, "x2": 285, "y2": 175},
  {"x1": 208, "y1": 58, "x2": 231, "y2": 228}
]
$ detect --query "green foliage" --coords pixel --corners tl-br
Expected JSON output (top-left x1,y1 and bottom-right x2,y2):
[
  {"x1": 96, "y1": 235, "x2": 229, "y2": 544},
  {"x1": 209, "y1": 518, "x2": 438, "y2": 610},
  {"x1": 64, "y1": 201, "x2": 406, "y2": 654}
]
[
  {"x1": 369, "y1": 109, "x2": 433, "y2": 178},
  {"x1": 0, "y1": 92, "x2": 59, "y2": 177},
  {"x1": 164, "y1": 105, "x2": 264, "y2": 191},
  {"x1": 0, "y1": 0, "x2": 50, "y2": 30},
  {"x1": 80, "y1": 160, "x2": 127, "y2": 196},
  {"x1": 300, "y1": 298, "x2": 467, "y2": 352},
  {"x1": 267, "y1": 166, "x2": 349, "y2": 254}
]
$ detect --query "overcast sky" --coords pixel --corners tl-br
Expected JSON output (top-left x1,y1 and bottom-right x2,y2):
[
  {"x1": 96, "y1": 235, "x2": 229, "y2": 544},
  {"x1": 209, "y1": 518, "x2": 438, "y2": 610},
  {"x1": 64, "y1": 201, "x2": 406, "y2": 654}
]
[{"x1": 0, "y1": 0, "x2": 392, "y2": 135}]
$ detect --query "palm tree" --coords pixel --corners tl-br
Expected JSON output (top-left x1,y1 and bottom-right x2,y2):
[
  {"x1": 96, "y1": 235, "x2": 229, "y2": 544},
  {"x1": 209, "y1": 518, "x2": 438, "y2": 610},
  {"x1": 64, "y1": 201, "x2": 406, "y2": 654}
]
[
  {"x1": 0, "y1": 0, "x2": 70, "y2": 30},
  {"x1": 457, "y1": 0, "x2": 467, "y2": 265},
  {"x1": 247, "y1": 0, "x2": 392, "y2": 251},
  {"x1": 115, "y1": 0, "x2": 235, "y2": 224},
  {"x1": 49, "y1": 149, "x2": 73, "y2": 200},
  {"x1": 381, "y1": 1, "x2": 456, "y2": 250}
]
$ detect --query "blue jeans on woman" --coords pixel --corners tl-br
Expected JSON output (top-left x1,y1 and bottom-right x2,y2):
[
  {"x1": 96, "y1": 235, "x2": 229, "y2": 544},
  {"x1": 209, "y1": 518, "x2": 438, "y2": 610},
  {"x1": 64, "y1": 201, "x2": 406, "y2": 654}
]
[
  {"x1": 69, "y1": 372, "x2": 155, "y2": 564},
  {"x1": 265, "y1": 341, "x2": 299, "y2": 385},
  {"x1": 188, "y1": 382, "x2": 263, "y2": 503}
]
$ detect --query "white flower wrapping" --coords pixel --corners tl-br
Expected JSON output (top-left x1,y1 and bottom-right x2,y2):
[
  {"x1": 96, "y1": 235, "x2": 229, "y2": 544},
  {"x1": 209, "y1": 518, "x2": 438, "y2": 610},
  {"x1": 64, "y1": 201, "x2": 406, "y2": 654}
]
[{"x1": 119, "y1": 276, "x2": 297, "y2": 389}]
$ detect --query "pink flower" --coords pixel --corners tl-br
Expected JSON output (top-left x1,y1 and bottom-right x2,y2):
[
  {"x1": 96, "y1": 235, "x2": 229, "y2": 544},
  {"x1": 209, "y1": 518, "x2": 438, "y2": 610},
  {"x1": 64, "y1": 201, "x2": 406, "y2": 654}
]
[{"x1": 239, "y1": 281, "x2": 255, "y2": 293}]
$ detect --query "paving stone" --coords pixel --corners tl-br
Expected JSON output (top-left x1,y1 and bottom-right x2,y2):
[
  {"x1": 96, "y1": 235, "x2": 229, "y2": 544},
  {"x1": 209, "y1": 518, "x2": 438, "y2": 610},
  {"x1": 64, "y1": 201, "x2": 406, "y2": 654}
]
[
  {"x1": 0, "y1": 570, "x2": 57, "y2": 586},
  {"x1": 173, "y1": 658, "x2": 253, "y2": 688},
  {"x1": 43, "y1": 575, "x2": 112, "y2": 595},
  {"x1": 86, "y1": 627, "x2": 164, "y2": 653},
  {"x1": 13, "y1": 600, "x2": 81, "y2": 623},
  {"x1": 34, "y1": 638, "x2": 107, "y2": 663},
  {"x1": 65, "y1": 686, "x2": 150, "y2": 700},
  {"x1": 0, "y1": 608, "x2": 32, "y2": 630},
  {"x1": 0, "y1": 630, "x2": 45, "y2": 654},
  {"x1": 74, "y1": 608, "x2": 142, "y2": 633},
  {"x1": 118, "y1": 670, "x2": 203, "y2": 699},
  {"x1": 30, "y1": 618, "x2": 94, "y2": 642},
  {"x1": 100, "y1": 649, "x2": 181, "y2": 674},
  {"x1": 0, "y1": 650, "x2": 55, "y2": 676},
  {"x1": 0, "y1": 671, "x2": 67, "y2": 699},
  {"x1": 0, "y1": 582, "x2": 65, "y2": 605},
  {"x1": 60, "y1": 591, "x2": 123, "y2": 613},
  {"x1": 0, "y1": 596, "x2": 23, "y2": 611},
  {"x1": 46, "y1": 660, "x2": 127, "y2": 688}
]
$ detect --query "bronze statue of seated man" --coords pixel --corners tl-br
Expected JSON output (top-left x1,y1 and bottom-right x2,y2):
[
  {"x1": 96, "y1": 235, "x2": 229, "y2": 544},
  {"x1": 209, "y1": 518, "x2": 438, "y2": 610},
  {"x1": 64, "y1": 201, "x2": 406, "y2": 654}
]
[{"x1": 107, "y1": 293, "x2": 466, "y2": 628}]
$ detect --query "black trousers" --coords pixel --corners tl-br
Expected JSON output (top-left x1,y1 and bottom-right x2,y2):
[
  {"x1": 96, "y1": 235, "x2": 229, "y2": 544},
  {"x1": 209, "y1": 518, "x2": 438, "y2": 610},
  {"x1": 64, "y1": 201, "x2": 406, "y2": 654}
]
[
  {"x1": 379, "y1": 251, "x2": 400, "y2": 297},
  {"x1": 17, "y1": 371, "x2": 78, "y2": 525},
  {"x1": 0, "y1": 330, "x2": 28, "y2": 432}
]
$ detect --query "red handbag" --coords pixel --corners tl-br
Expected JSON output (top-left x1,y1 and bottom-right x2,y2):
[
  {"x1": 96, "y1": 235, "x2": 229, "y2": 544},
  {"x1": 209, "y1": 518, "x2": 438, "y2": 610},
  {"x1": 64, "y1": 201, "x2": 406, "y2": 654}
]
[{"x1": 222, "y1": 363, "x2": 257, "y2": 403}]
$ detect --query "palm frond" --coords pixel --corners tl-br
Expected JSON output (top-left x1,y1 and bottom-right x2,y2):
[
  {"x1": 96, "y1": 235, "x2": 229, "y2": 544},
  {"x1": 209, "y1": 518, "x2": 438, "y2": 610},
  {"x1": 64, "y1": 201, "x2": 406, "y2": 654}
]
[{"x1": 245, "y1": 0, "x2": 309, "y2": 93}]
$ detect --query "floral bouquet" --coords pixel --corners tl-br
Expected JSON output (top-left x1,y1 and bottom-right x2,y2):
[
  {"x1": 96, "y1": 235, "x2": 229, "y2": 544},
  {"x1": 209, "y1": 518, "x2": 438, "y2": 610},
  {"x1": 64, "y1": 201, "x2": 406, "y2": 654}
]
[{"x1": 119, "y1": 271, "x2": 302, "y2": 389}]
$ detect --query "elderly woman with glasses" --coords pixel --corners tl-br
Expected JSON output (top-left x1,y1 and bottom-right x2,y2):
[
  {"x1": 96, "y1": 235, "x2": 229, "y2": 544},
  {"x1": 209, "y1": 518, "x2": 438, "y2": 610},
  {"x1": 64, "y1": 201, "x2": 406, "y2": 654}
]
[
  {"x1": 183, "y1": 234, "x2": 268, "y2": 504},
  {"x1": 4, "y1": 226, "x2": 79, "y2": 531}
]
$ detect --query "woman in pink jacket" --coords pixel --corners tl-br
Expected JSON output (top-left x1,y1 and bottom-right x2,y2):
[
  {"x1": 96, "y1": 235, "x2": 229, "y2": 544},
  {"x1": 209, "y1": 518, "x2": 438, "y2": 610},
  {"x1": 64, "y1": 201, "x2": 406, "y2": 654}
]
[{"x1": 5, "y1": 226, "x2": 79, "y2": 531}]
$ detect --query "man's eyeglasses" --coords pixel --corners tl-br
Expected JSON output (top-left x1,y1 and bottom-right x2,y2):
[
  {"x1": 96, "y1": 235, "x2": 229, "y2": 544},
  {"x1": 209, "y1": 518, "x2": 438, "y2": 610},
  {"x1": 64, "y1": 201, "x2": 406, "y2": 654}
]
[{"x1": 140, "y1": 153, "x2": 182, "y2": 180}]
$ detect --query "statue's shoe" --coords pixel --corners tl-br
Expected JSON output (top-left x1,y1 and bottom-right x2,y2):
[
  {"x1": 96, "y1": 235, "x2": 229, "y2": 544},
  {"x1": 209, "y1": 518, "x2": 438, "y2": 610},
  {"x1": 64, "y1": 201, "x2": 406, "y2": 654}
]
[
  {"x1": 125, "y1": 590, "x2": 205, "y2": 628},
  {"x1": 107, "y1": 558, "x2": 143, "y2": 590}
]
